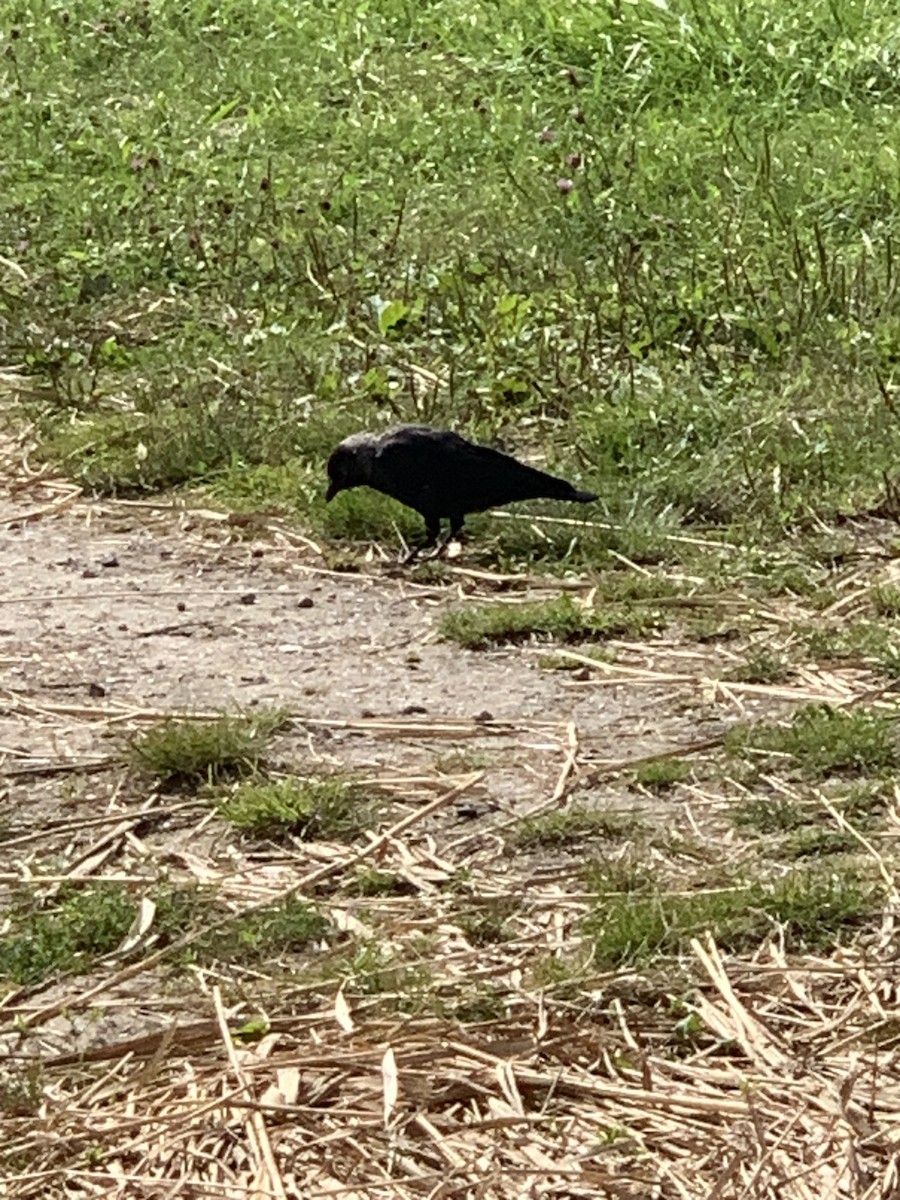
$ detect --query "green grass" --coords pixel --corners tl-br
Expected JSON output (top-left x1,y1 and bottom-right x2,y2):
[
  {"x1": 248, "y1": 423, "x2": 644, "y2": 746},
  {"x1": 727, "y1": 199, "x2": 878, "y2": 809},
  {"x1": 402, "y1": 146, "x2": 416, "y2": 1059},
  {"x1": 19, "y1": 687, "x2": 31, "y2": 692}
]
[
  {"x1": 189, "y1": 897, "x2": 328, "y2": 966},
  {"x1": 440, "y1": 596, "x2": 664, "y2": 649},
  {"x1": 512, "y1": 806, "x2": 640, "y2": 849},
  {"x1": 803, "y1": 621, "x2": 900, "y2": 676},
  {"x1": 454, "y1": 898, "x2": 520, "y2": 946},
  {"x1": 0, "y1": 883, "x2": 206, "y2": 986},
  {"x1": 538, "y1": 646, "x2": 613, "y2": 672},
  {"x1": 870, "y1": 585, "x2": 900, "y2": 619},
  {"x1": 0, "y1": 884, "x2": 136, "y2": 986},
  {"x1": 632, "y1": 758, "x2": 692, "y2": 792},
  {"x1": 732, "y1": 795, "x2": 809, "y2": 834},
  {"x1": 129, "y1": 710, "x2": 288, "y2": 788},
  {"x1": 584, "y1": 870, "x2": 875, "y2": 968},
  {"x1": 219, "y1": 776, "x2": 376, "y2": 842},
  {"x1": 581, "y1": 851, "x2": 659, "y2": 895},
  {"x1": 782, "y1": 828, "x2": 859, "y2": 859},
  {"x1": 9, "y1": 0, "x2": 900, "y2": 571},
  {"x1": 348, "y1": 868, "x2": 416, "y2": 898},
  {"x1": 725, "y1": 649, "x2": 792, "y2": 685},
  {"x1": 725, "y1": 705, "x2": 899, "y2": 779}
]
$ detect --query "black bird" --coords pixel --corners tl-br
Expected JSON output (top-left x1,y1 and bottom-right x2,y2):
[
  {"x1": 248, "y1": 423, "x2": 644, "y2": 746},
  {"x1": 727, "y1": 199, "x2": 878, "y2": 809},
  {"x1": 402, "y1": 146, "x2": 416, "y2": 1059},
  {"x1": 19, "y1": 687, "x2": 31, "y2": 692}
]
[{"x1": 325, "y1": 424, "x2": 597, "y2": 558}]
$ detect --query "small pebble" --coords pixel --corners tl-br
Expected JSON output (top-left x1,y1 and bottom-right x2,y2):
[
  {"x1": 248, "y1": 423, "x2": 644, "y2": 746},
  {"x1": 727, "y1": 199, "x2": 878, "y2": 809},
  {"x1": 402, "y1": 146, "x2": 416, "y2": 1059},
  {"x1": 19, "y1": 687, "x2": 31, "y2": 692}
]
[
  {"x1": 176, "y1": 601, "x2": 186, "y2": 612},
  {"x1": 100, "y1": 554, "x2": 119, "y2": 568},
  {"x1": 455, "y1": 804, "x2": 481, "y2": 821},
  {"x1": 239, "y1": 593, "x2": 256, "y2": 605},
  {"x1": 87, "y1": 682, "x2": 106, "y2": 698},
  {"x1": 297, "y1": 596, "x2": 314, "y2": 609},
  {"x1": 402, "y1": 704, "x2": 428, "y2": 715}
]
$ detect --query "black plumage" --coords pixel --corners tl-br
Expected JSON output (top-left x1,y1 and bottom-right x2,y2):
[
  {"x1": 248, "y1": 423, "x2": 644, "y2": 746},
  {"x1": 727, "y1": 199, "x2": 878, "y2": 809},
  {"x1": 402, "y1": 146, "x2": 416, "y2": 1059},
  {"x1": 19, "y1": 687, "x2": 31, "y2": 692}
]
[{"x1": 325, "y1": 424, "x2": 597, "y2": 556}]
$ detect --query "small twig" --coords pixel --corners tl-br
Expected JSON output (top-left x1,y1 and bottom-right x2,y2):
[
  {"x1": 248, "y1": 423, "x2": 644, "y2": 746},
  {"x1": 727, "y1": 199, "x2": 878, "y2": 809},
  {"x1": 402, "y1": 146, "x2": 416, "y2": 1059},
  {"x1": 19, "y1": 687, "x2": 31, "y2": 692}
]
[
  {"x1": 299, "y1": 772, "x2": 483, "y2": 888},
  {"x1": 212, "y1": 985, "x2": 287, "y2": 1200}
]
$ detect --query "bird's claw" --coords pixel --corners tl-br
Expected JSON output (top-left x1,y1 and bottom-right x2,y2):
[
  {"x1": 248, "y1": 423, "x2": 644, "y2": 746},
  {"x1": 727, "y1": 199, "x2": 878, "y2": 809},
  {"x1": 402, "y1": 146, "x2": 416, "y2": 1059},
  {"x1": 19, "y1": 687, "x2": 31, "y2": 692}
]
[{"x1": 400, "y1": 536, "x2": 460, "y2": 566}]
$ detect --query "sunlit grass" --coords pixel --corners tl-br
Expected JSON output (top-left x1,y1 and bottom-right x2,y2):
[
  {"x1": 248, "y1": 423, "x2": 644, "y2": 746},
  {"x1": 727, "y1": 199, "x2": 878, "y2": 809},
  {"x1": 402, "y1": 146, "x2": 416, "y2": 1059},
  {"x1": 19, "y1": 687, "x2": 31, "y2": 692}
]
[{"x1": 6, "y1": 0, "x2": 900, "y2": 572}]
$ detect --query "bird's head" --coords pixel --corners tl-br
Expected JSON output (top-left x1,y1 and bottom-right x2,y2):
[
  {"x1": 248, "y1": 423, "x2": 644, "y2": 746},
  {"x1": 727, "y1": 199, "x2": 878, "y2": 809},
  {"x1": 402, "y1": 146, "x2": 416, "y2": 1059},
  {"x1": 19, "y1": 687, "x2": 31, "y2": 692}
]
[{"x1": 325, "y1": 433, "x2": 377, "y2": 501}]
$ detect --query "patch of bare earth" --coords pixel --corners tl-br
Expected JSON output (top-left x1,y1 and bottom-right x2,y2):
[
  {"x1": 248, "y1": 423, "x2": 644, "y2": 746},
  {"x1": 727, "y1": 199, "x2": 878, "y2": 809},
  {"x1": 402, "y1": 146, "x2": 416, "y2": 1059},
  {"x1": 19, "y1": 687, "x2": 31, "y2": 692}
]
[{"x1": 1, "y1": 432, "x2": 899, "y2": 1198}]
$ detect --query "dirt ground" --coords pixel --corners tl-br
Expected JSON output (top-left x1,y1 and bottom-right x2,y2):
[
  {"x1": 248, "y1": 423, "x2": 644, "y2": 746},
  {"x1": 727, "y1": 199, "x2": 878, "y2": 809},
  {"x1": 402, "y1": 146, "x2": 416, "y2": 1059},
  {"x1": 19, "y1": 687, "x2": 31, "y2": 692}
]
[
  {"x1": 3, "y1": 443, "x2": 899, "y2": 1199},
  {"x1": 0, "y1": 470, "x2": 754, "y2": 828}
]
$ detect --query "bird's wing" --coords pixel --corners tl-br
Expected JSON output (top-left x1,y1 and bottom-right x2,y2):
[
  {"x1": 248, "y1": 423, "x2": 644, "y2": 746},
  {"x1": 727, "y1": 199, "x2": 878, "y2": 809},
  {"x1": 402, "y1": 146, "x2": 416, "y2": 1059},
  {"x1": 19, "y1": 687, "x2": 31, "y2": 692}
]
[
  {"x1": 400, "y1": 430, "x2": 578, "y2": 511},
  {"x1": 371, "y1": 427, "x2": 584, "y2": 517},
  {"x1": 368, "y1": 428, "x2": 452, "y2": 516}
]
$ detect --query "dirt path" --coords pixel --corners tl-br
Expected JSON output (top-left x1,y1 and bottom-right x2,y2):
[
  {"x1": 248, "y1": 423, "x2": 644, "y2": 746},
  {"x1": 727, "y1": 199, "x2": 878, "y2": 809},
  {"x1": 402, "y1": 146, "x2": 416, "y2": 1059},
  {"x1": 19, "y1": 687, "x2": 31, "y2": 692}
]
[
  {"x1": 4, "y1": 451, "x2": 900, "y2": 1199},
  {"x1": 0, "y1": 481, "x2": 740, "y2": 807}
]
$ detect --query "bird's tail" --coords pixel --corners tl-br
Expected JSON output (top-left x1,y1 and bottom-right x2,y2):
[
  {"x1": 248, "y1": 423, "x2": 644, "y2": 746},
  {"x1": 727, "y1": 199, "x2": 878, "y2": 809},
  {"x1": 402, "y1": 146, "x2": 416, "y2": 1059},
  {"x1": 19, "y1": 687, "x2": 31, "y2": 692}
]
[{"x1": 568, "y1": 487, "x2": 598, "y2": 503}]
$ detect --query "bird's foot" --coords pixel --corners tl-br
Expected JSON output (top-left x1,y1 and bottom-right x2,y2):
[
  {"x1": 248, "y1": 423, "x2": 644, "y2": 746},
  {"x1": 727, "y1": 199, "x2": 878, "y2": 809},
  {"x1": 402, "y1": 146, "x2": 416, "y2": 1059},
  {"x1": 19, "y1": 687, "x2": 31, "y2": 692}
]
[
  {"x1": 400, "y1": 543, "x2": 431, "y2": 566},
  {"x1": 400, "y1": 530, "x2": 463, "y2": 566}
]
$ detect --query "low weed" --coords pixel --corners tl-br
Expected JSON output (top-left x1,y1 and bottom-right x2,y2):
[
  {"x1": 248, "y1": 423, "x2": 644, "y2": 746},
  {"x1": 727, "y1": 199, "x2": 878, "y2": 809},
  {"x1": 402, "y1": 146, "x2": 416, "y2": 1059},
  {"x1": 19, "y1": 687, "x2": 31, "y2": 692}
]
[
  {"x1": 783, "y1": 828, "x2": 859, "y2": 859},
  {"x1": 725, "y1": 649, "x2": 792, "y2": 685},
  {"x1": 454, "y1": 898, "x2": 519, "y2": 946},
  {"x1": 632, "y1": 758, "x2": 692, "y2": 792},
  {"x1": 870, "y1": 585, "x2": 900, "y2": 618},
  {"x1": 347, "y1": 869, "x2": 416, "y2": 898},
  {"x1": 538, "y1": 646, "x2": 613, "y2": 671},
  {"x1": 585, "y1": 870, "x2": 874, "y2": 968},
  {"x1": 803, "y1": 622, "x2": 900, "y2": 675},
  {"x1": 837, "y1": 781, "x2": 890, "y2": 828},
  {"x1": 219, "y1": 776, "x2": 375, "y2": 842},
  {"x1": 512, "y1": 806, "x2": 640, "y2": 849},
  {"x1": 0, "y1": 1064, "x2": 43, "y2": 1117},
  {"x1": 129, "y1": 710, "x2": 288, "y2": 788},
  {"x1": 732, "y1": 795, "x2": 810, "y2": 834},
  {"x1": 725, "y1": 706, "x2": 898, "y2": 778},
  {"x1": 0, "y1": 883, "x2": 205, "y2": 986},
  {"x1": 189, "y1": 897, "x2": 328, "y2": 967},
  {"x1": 326, "y1": 942, "x2": 434, "y2": 1005},
  {"x1": 581, "y1": 851, "x2": 659, "y2": 895},
  {"x1": 441, "y1": 596, "x2": 664, "y2": 650},
  {"x1": 0, "y1": 884, "x2": 134, "y2": 986}
]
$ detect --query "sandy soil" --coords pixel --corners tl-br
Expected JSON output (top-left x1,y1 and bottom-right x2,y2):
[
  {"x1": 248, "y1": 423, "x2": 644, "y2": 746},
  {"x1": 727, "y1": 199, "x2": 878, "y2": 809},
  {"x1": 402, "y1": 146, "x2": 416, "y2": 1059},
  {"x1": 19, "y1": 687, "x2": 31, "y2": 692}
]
[{"x1": 0, "y1": 484, "x2": 740, "y2": 810}]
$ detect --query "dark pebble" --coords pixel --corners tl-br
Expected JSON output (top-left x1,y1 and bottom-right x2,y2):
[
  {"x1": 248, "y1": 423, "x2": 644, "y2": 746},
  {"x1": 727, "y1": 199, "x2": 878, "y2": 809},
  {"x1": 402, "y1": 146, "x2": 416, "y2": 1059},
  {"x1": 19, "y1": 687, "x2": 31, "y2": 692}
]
[{"x1": 455, "y1": 804, "x2": 481, "y2": 821}]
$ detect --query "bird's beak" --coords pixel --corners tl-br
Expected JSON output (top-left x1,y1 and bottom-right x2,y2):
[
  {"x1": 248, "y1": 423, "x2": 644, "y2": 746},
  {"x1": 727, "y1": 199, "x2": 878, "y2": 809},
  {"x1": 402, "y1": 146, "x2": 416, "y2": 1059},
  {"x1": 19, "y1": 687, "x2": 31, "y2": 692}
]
[{"x1": 325, "y1": 481, "x2": 339, "y2": 502}]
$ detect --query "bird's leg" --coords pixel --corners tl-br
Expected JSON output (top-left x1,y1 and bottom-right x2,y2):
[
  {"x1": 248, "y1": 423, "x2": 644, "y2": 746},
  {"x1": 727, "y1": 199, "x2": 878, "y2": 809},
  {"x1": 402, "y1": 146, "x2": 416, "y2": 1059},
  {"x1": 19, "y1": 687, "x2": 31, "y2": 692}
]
[
  {"x1": 401, "y1": 516, "x2": 441, "y2": 565},
  {"x1": 426, "y1": 515, "x2": 466, "y2": 561},
  {"x1": 448, "y1": 514, "x2": 466, "y2": 543}
]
